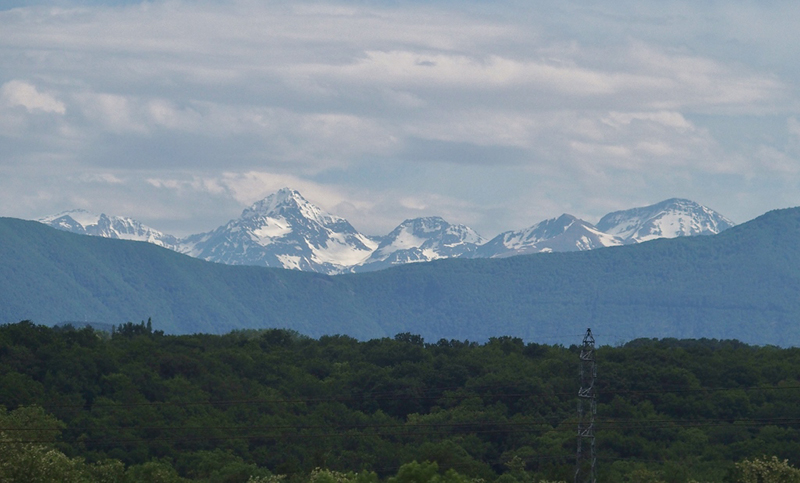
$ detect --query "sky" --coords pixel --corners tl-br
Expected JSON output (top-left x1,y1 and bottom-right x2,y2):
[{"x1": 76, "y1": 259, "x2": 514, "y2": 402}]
[{"x1": 1, "y1": 0, "x2": 799, "y2": 238}]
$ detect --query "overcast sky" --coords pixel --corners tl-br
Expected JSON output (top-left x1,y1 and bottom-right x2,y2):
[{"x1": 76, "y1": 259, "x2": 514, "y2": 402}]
[{"x1": 2, "y1": 0, "x2": 799, "y2": 237}]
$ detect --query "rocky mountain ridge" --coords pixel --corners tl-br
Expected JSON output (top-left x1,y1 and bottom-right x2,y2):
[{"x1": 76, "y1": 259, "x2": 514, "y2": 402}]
[
  {"x1": 38, "y1": 210, "x2": 181, "y2": 250},
  {"x1": 38, "y1": 190, "x2": 735, "y2": 274},
  {"x1": 6, "y1": 206, "x2": 800, "y2": 345},
  {"x1": 357, "y1": 216, "x2": 485, "y2": 272},
  {"x1": 180, "y1": 189, "x2": 377, "y2": 274}
]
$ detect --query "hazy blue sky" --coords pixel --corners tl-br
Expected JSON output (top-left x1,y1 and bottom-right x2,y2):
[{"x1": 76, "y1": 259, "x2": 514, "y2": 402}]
[{"x1": 2, "y1": 0, "x2": 799, "y2": 237}]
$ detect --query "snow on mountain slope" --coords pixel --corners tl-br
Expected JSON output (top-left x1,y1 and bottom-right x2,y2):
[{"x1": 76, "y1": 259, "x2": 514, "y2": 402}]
[
  {"x1": 353, "y1": 216, "x2": 485, "y2": 272},
  {"x1": 35, "y1": 194, "x2": 736, "y2": 273},
  {"x1": 475, "y1": 214, "x2": 624, "y2": 258},
  {"x1": 596, "y1": 198, "x2": 735, "y2": 243},
  {"x1": 179, "y1": 188, "x2": 377, "y2": 274},
  {"x1": 38, "y1": 210, "x2": 181, "y2": 249}
]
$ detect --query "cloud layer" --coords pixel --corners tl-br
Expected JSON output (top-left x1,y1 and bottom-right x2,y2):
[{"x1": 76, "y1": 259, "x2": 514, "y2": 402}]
[{"x1": 1, "y1": 0, "x2": 799, "y2": 236}]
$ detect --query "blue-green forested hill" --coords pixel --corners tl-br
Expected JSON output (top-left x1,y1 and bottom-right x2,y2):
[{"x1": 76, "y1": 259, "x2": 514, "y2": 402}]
[{"x1": 2, "y1": 207, "x2": 800, "y2": 345}]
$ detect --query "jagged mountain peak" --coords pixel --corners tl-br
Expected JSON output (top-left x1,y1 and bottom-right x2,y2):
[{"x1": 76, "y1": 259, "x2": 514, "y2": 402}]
[
  {"x1": 596, "y1": 198, "x2": 735, "y2": 243},
  {"x1": 241, "y1": 188, "x2": 336, "y2": 225},
  {"x1": 39, "y1": 209, "x2": 103, "y2": 228},
  {"x1": 353, "y1": 216, "x2": 485, "y2": 272},
  {"x1": 242, "y1": 188, "x2": 302, "y2": 215},
  {"x1": 37, "y1": 209, "x2": 179, "y2": 249},
  {"x1": 392, "y1": 216, "x2": 482, "y2": 240},
  {"x1": 402, "y1": 216, "x2": 482, "y2": 242},
  {"x1": 494, "y1": 213, "x2": 583, "y2": 248},
  {"x1": 182, "y1": 188, "x2": 376, "y2": 274},
  {"x1": 526, "y1": 213, "x2": 580, "y2": 237},
  {"x1": 399, "y1": 215, "x2": 447, "y2": 228},
  {"x1": 36, "y1": 193, "x2": 736, "y2": 274},
  {"x1": 476, "y1": 213, "x2": 623, "y2": 258}
]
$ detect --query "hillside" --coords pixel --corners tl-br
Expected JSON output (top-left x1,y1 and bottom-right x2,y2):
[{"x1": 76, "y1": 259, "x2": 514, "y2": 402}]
[
  {"x1": 0, "y1": 217, "x2": 382, "y2": 338},
  {"x1": 2, "y1": 207, "x2": 800, "y2": 345}
]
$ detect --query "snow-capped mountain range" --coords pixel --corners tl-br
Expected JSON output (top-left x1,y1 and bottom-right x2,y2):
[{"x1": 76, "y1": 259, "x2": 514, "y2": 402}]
[
  {"x1": 38, "y1": 210, "x2": 181, "y2": 249},
  {"x1": 595, "y1": 198, "x2": 735, "y2": 243},
  {"x1": 37, "y1": 189, "x2": 735, "y2": 274},
  {"x1": 179, "y1": 190, "x2": 377, "y2": 274},
  {"x1": 362, "y1": 216, "x2": 485, "y2": 272},
  {"x1": 473, "y1": 214, "x2": 624, "y2": 258}
]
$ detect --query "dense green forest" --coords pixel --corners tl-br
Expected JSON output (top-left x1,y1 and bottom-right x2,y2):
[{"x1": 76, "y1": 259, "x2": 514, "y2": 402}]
[
  {"x1": 3, "y1": 321, "x2": 800, "y2": 482},
  {"x1": 3, "y1": 207, "x2": 800, "y2": 345}
]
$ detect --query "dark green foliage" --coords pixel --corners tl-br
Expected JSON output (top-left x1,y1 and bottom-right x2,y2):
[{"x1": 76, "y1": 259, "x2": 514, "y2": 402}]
[
  {"x1": 3, "y1": 208, "x2": 800, "y2": 344},
  {"x1": 2, "y1": 322, "x2": 800, "y2": 481}
]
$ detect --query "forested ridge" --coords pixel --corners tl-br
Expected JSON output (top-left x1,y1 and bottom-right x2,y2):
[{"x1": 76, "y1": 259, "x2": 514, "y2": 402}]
[
  {"x1": 3, "y1": 321, "x2": 800, "y2": 482},
  {"x1": 3, "y1": 208, "x2": 800, "y2": 346}
]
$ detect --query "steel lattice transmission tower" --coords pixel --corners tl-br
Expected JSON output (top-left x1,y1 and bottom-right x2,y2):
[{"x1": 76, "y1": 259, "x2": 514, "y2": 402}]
[{"x1": 575, "y1": 328, "x2": 597, "y2": 483}]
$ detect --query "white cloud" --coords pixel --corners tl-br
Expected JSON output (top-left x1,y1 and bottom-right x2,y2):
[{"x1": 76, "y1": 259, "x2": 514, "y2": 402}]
[
  {"x1": 1, "y1": 0, "x2": 799, "y2": 236},
  {"x1": 143, "y1": 170, "x2": 386, "y2": 230},
  {"x1": 625, "y1": 43, "x2": 785, "y2": 111},
  {"x1": 1, "y1": 80, "x2": 65, "y2": 114},
  {"x1": 753, "y1": 145, "x2": 800, "y2": 175},
  {"x1": 146, "y1": 176, "x2": 227, "y2": 197},
  {"x1": 146, "y1": 171, "x2": 338, "y2": 208},
  {"x1": 77, "y1": 172, "x2": 123, "y2": 184},
  {"x1": 310, "y1": 51, "x2": 620, "y2": 94},
  {"x1": 139, "y1": 169, "x2": 493, "y2": 235},
  {"x1": 789, "y1": 117, "x2": 800, "y2": 139},
  {"x1": 603, "y1": 111, "x2": 693, "y2": 131},
  {"x1": 74, "y1": 92, "x2": 145, "y2": 133},
  {"x1": 147, "y1": 99, "x2": 202, "y2": 130}
]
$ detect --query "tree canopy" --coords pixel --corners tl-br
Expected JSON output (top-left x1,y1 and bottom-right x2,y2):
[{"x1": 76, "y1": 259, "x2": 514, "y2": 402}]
[{"x1": 2, "y1": 321, "x2": 800, "y2": 482}]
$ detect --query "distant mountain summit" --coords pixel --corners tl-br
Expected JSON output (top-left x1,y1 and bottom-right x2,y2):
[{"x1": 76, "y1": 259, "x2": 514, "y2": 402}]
[
  {"x1": 476, "y1": 199, "x2": 732, "y2": 258},
  {"x1": 38, "y1": 210, "x2": 180, "y2": 249},
  {"x1": 475, "y1": 214, "x2": 623, "y2": 258},
  {"x1": 179, "y1": 188, "x2": 377, "y2": 274},
  {"x1": 5, "y1": 207, "x2": 799, "y2": 345},
  {"x1": 36, "y1": 192, "x2": 735, "y2": 273},
  {"x1": 354, "y1": 216, "x2": 485, "y2": 272},
  {"x1": 596, "y1": 198, "x2": 735, "y2": 243}
]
